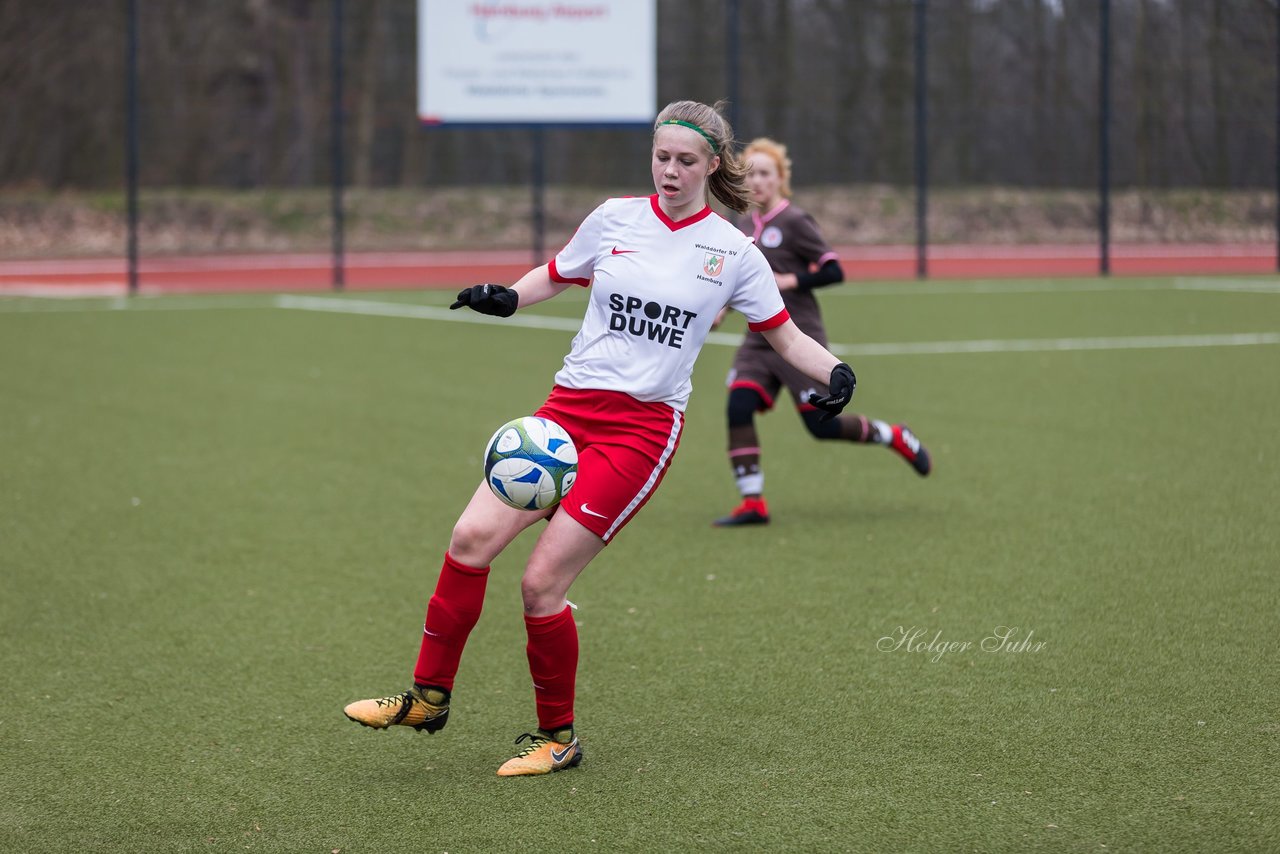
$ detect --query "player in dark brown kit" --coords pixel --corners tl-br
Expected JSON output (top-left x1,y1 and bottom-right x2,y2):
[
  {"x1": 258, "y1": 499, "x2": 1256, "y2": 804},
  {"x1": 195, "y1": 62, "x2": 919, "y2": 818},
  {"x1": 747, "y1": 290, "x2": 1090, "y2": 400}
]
[{"x1": 713, "y1": 138, "x2": 931, "y2": 527}]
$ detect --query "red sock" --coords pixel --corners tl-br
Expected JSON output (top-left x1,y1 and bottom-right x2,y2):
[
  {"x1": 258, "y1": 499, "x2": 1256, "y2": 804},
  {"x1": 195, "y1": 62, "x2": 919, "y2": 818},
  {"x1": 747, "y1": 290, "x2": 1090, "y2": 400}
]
[
  {"x1": 524, "y1": 605, "x2": 578, "y2": 732},
  {"x1": 412, "y1": 552, "x2": 490, "y2": 691}
]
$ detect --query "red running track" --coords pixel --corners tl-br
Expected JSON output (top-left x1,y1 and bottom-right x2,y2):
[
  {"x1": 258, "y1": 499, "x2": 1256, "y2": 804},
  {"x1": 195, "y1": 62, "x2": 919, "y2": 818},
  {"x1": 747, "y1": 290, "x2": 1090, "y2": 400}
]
[{"x1": 0, "y1": 243, "x2": 1275, "y2": 296}]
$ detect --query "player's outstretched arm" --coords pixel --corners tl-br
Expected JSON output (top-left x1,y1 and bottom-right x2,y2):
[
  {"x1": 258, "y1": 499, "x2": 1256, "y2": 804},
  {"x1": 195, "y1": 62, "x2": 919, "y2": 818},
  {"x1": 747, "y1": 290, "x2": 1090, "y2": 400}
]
[
  {"x1": 510, "y1": 264, "x2": 575, "y2": 307},
  {"x1": 450, "y1": 264, "x2": 574, "y2": 317},
  {"x1": 760, "y1": 319, "x2": 856, "y2": 421}
]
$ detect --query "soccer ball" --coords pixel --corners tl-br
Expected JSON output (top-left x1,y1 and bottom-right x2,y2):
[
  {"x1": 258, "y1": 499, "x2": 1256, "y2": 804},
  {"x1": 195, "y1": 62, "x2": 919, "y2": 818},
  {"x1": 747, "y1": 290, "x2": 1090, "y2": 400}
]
[{"x1": 484, "y1": 416, "x2": 578, "y2": 511}]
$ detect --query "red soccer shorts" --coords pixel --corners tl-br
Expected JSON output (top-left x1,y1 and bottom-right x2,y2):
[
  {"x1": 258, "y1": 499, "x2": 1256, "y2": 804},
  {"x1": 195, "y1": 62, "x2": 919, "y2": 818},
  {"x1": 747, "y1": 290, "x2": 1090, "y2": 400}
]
[{"x1": 535, "y1": 385, "x2": 684, "y2": 543}]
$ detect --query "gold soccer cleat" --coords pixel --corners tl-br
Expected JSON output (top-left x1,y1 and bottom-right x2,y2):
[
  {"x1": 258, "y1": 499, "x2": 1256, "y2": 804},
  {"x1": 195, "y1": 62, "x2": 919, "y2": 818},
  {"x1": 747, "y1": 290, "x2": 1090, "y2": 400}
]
[
  {"x1": 343, "y1": 685, "x2": 450, "y2": 733},
  {"x1": 496, "y1": 728, "x2": 583, "y2": 777}
]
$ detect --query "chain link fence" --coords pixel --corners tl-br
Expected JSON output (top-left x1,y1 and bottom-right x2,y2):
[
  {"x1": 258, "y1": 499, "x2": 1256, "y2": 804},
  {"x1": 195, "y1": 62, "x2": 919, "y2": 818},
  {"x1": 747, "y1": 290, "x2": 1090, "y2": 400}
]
[{"x1": 1, "y1": 0, "x2": 1276, "y2": 284}]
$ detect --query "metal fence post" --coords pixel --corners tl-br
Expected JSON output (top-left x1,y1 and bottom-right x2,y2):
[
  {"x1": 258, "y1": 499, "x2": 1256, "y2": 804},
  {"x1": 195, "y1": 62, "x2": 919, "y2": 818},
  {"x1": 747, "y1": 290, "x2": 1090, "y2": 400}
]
[
  {"x1": 914, "y1": 0, "x2": 928, "y2": 279},
  {"x1": 331, "y1": 0, "x2": 346, "y2": 291},
  {"x1": 1099, "y1": 0, "x2": 1111, "y2": 277},
  {"x1": 726, "y1": 0, "x2": 740, "y2": 134},
  {"x1": 532, "y1": 127, "x2": 546, "y2": 267},
  {"x1": 125, "y1": 0, "x2": 139, "y2": 295}
]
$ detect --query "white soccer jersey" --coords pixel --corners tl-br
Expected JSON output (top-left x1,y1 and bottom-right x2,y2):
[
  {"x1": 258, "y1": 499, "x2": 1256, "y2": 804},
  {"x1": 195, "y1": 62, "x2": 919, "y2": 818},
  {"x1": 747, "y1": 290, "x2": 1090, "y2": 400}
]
[{"x1": 549, "y1": 195, "x2": 789, "y2": 411}]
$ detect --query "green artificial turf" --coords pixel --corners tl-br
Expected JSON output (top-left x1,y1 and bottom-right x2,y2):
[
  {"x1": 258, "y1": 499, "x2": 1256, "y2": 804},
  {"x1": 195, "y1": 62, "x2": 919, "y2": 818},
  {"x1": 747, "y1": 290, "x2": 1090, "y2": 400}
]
[{"x1": 1, "y1": 278, "x2": 1277, "y2": 852}]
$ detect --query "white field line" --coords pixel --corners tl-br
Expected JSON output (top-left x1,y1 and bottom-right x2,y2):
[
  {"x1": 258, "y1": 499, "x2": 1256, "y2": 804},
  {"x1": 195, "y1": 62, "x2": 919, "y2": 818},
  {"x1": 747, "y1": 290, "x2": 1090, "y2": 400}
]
[
  {"x1": 827, "y1": 277, "x2": 1280, "y2": 297},
  {"x1": 821, "y1": 279, "x2": 1177, "y2": 296},
  {"x1": 0, "y1": 295, "x2": 277, "y2": 313},
  {"x1": 276, "y1": 294, "x2": 749, "y2": 346},
  {"x1": 831, "y1": 332, "x2": 1280, "y2": 357},
  {"x1": 0, "y1": 283, "x2": 127, "y2": 298},
  {"x1": 1173, "y1": 277, "x2": 1280, "y2": 294},
  {"x1": 274, "y1": 296, "x2": 1280, "y2": 357},
  {"x1": 275, "y1": 294, "x2": 584, "y2": 332}
]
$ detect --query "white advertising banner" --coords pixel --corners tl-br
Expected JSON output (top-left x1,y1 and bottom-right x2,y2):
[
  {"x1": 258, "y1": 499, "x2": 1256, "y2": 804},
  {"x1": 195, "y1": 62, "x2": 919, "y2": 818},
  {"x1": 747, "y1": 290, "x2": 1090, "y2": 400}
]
[{"x1": 418, "y1": 0, "x2": 656, "y2": 124}]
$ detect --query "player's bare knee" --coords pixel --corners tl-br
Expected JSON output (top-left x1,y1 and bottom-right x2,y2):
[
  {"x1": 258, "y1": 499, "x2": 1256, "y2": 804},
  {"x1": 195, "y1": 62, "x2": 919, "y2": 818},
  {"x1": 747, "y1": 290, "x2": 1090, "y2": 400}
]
[
  {"x1": 520, "y1": 570, "x2": 561, "y2": 614},
  {"x1": 449, "y1": 516, "x2": 496, "y2": 564}
]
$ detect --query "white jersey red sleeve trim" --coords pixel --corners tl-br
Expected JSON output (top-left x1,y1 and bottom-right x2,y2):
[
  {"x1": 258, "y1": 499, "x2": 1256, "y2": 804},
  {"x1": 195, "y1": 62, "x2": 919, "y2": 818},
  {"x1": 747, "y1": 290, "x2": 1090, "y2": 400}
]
[
  {"x1": 550, "y1": 204, "x2": 607, "y2": 286},
  {"x1": 549, "y1": 257, "x2": 590, "y2": 287},
  {"x1": 747, "y1": 307, "x2": 791, "y2": 332}
]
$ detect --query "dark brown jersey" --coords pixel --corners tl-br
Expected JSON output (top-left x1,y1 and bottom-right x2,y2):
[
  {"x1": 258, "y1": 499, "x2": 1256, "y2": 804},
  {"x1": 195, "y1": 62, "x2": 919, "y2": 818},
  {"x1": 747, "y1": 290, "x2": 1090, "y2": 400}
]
[{"x1": 735, "y1": 200, "x2": 839, "y2": 345}]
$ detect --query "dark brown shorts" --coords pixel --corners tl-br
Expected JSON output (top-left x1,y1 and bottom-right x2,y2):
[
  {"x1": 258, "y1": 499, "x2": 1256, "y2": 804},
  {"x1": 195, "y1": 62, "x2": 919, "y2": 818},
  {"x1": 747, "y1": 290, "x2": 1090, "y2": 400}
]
[{"x1": 726, "y1": 341, "x2": 828, "y2": 413}]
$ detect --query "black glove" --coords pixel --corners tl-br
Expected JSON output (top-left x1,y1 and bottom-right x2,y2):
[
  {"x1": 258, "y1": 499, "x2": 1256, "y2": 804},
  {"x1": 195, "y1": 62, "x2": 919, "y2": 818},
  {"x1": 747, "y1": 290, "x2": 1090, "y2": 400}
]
[
  {"x1": 450, "y1": 284, "x2": 519, "y2": 317},
  {"x1": 807, "y1": 362, "x2": 856, "y2": 422}
]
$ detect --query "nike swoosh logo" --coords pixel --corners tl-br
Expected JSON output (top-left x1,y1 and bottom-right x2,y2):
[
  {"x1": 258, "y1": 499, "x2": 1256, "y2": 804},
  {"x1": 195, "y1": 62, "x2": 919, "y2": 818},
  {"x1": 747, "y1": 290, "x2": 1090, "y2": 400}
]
[
  {"x1": 551, "y1": 740, "x2": 578, "y2": 764},
  {"x1": 579, "y1": 503, "x2": 609, "y2": 519},
  {"x1": 424, "y1": 628, "x2": 441, "y2": 637},
  {"x1": 611, "y1": 246, "x2": 637, "y2": 255}
]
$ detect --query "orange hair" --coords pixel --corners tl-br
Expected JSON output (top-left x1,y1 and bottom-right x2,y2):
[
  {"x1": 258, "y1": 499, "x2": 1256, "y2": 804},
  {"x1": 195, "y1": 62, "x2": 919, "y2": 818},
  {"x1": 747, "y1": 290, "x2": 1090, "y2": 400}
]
[{"x1": 743, "y1": 137, "x2": 793, "y2": 199}]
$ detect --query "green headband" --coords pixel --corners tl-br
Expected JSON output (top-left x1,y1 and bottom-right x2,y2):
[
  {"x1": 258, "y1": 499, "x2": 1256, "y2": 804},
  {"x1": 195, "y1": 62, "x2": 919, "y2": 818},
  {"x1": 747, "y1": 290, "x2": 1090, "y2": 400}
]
[{"x1": 659, "y1": 119, "x2": 719, "y2": 155}]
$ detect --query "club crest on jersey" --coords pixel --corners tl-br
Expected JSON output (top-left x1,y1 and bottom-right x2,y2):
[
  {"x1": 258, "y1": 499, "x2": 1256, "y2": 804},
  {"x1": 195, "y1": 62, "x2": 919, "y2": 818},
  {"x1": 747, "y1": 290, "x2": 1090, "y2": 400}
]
[
  {"x1": 761, "y1": 226, "x2": 783, "y2": 248},
  {"x1": 702, "y1": 252, "x2": 725, "y2": 277}
]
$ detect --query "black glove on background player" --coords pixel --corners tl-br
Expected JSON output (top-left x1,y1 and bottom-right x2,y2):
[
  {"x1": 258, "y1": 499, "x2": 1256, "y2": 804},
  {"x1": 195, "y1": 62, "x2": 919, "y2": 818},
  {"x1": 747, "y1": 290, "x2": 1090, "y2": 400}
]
[
  {"x1": 450, "y1": 284, "x2": 519, "y2": 317},
  {"x1": 807, "y1": 362, "x2": 856, "y2": 422}
]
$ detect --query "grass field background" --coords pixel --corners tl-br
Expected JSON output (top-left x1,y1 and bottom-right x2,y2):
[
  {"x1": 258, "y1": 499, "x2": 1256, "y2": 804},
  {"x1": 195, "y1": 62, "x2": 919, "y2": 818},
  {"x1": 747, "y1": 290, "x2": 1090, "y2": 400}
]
[{"x1": 2, "y1": 277, "x2": 1278, "y2": 852}]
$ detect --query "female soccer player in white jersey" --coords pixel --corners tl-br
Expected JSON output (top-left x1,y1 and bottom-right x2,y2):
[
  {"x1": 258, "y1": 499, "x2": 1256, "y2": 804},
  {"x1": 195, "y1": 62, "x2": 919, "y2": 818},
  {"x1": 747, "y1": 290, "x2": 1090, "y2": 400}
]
[
  {"x1": 342, "y1": 101, "x2": 856, "y2": 777},
  {"x1": 712, "y1": 138, "x2": 932, "y2": 528}
]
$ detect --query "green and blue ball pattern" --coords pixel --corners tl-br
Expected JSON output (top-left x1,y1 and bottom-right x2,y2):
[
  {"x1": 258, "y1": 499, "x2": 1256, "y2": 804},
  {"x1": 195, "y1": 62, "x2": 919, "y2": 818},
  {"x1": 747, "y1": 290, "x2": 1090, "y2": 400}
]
[{"x1": 484, "y1": 416, "x2": 579, "y2": 511}]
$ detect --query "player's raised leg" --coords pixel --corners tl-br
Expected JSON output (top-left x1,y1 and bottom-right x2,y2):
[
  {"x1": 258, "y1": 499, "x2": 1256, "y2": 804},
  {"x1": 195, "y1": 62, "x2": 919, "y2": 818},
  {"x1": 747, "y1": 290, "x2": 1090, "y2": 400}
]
[
  {"x1": 496, "y1": 510, "x2": 602, "y2": 776},
  {"x1": 343, "y1": 482, "x2": 552, "y2": 733},
  {"x1": 800, "y1": 410, "x2": 932, "y2": 476}
]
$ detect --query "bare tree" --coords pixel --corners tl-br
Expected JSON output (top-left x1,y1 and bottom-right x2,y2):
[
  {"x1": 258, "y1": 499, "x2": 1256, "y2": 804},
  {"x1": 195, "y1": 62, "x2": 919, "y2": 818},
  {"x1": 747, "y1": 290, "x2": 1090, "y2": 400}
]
[{"x1": 0, "y1": 0, "x2": 1274, "y2": 193}]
